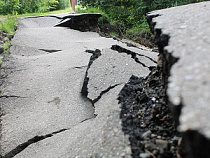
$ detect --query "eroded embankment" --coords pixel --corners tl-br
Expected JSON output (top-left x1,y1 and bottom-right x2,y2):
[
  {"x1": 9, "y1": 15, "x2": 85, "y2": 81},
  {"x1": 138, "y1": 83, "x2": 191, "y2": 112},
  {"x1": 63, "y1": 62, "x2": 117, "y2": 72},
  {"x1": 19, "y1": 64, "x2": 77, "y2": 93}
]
[{"x1": 118, "y1": 68, "x2": 182, "y2": 158}]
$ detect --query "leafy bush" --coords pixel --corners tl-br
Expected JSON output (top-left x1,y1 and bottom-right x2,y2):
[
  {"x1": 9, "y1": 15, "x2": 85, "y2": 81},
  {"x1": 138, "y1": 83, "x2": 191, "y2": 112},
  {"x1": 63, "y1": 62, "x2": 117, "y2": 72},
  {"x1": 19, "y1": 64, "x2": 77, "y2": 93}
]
[
  {"x1": 80, "y1": 0, "x2": 207, "y2": 31},
  {"x1": 79, "y1": 0, "x2": 207, "y2": 46},
  {"x1": 57, "y1": 0, "x2": 69, "y2": 10},
  {"x1": 0, "y1": 0, "x2": 21, "y2": 14}
]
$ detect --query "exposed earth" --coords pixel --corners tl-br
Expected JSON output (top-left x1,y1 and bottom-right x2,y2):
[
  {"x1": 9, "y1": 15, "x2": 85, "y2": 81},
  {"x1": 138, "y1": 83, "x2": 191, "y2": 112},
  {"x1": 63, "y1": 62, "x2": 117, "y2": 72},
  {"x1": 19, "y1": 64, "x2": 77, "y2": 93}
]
[{"x1": 119, "y1": 67, "x2": 182, "y2": 158}]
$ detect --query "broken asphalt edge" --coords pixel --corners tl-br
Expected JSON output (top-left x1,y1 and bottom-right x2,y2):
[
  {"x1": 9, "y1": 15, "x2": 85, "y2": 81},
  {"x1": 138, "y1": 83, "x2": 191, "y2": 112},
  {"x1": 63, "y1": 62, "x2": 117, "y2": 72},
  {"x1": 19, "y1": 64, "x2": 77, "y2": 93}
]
[{"x1": 147, "y1": 5, "x2": 210, "y2": 158}]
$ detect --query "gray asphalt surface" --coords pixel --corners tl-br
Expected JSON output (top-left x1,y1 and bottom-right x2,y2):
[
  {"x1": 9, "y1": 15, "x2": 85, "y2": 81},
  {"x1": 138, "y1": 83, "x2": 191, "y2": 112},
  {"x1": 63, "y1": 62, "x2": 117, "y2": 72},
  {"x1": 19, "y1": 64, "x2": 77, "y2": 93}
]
[{"x1": 0, "y1": 14, "x2": 157, "y2": 157}]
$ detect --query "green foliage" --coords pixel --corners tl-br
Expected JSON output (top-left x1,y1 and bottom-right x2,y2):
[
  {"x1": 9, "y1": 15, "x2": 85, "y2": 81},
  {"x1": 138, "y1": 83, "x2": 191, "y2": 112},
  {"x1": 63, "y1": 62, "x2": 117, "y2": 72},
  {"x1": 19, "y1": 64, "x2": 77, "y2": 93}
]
[
  {"x1": 77, "y1": 6, "x2": 104, "y2": 14},
  {"x1": 0, "y1": 16, "x2": 18, "y2": 35},
  {"x1": 3, "y1": 40, "x2": 10, "y2": 53},
  {"x1": 81, "y1": 0, "x2": 207, "y2": 31},
  {"x1": 0, "y1": 0, "x2": 69, "y2": 15},
  {"x1": 80, "y1": 0, "x2": 206, "y2": 46},
  {"x1": 0, "y1": 0, "x2": 21, "y2": 15},
  {"x1": 57, "y1": 0, "x2": 69, "y2": 10}
]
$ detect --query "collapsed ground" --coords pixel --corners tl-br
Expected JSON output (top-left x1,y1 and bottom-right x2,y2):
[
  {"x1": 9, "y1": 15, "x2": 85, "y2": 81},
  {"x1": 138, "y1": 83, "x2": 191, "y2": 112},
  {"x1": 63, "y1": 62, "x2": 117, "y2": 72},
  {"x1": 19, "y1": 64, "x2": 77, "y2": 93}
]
[
  {"x1": 92, "y1": 16, "x2": 183, "y2": 158},
  {"x1": 80, "y1": 31, "x2": 183, "y2": 157},
  {"x1": 94, "y1": 15, "x2": 183, "y2": 158},
  {"x1": 0, "y1": 14, "x2": 182, "y2": 158}
]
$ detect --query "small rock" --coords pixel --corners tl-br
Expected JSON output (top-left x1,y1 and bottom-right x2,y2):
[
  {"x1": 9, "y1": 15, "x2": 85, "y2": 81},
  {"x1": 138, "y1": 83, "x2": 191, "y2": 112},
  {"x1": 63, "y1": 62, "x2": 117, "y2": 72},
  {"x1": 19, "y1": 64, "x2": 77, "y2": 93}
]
[
  {"x1": 157, "y1": 136, "x2": 162, "y2": 139},
  {"x1": 113, "y1": 128, "x2": 118, "y2": 133},
  {"x1": 151, "y1": 134, "x2": 157, "y2": 138},
  {"x1": 2, "y1": 32, "x2": 7, "y2": 37},
  {"x1": 140, "y1": 122, "x2": 146, "y2": 128},
  {"x1": 139, "y1": 152, "x2": 150, "y2": 158},
  {"x1": 7, "y1": 34, "x2": 13, "y2": 40},
  {"x1": 120, "y1": 152, "x2": 126, "y2": 157},
  {"x1": 155, "y1": 139, "x2": 168, "y2": 149},
  {"x1": 0, "y1": 40, "x2": 3, "y2": 44},
  {"x1": 142, "y1": 130, "x2": 152, "y2": 139},
  {"x1": 0, "y1": 45, "x2": 4, "y2": 54},
  {"x1": 151, "y1": 97, "x2": 156, "y2": 102},
  {"x1": 126, "y1": 146, "x2": 132, "y2": 155},
  {"x1": 3, "y1": 36, "x2": 9, "y2": 42}
]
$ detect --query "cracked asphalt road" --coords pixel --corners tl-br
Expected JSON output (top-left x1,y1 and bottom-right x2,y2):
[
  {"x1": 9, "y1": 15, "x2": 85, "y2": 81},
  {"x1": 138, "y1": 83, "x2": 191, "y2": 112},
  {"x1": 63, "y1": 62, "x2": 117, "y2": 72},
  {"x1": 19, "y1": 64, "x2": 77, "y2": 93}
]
[{"x1": 0, "y1": 14, "x2": 157, "y2": 158}]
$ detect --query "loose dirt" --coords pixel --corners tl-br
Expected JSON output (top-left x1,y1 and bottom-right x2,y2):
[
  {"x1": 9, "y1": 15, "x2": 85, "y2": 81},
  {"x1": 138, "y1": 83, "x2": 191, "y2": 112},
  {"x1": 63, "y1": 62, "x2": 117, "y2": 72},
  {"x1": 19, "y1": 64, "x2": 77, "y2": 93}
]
[{"x1": 118, "y1": 67, "x2": 182, "y2": 158}]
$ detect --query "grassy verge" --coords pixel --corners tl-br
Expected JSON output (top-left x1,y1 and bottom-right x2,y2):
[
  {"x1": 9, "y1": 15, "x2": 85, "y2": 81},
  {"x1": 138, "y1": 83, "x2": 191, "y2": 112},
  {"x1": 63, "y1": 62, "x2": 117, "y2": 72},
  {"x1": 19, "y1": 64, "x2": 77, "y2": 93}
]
[
  {"x1": 0, "y1": 16, "x2": 18, "y2": 35},
  {"x1": 0, "y1": 16, "x2": 18, "y2": 59}
]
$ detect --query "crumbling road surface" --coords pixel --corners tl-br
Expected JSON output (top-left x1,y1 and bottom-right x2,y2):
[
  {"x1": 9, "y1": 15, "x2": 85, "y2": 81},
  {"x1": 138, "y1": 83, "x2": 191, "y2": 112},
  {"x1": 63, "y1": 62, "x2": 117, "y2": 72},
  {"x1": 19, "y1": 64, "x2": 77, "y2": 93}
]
[
  {"x1": 0, "y1": 14, "x2": 157, "y2": 158},
  {"x1": 147, "y1": 2, "x2": 210, "y2": 158}
]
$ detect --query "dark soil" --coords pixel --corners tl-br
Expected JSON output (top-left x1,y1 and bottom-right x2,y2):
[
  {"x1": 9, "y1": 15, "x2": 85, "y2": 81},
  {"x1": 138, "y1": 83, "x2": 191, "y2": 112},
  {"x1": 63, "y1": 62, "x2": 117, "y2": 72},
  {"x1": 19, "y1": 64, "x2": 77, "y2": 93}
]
[
  {"x1": 97, "y1": 20, "x2": 155, "y2": 48},
  {"x1": 118, "y1": 67, "x2": 182, "y2": 158}
]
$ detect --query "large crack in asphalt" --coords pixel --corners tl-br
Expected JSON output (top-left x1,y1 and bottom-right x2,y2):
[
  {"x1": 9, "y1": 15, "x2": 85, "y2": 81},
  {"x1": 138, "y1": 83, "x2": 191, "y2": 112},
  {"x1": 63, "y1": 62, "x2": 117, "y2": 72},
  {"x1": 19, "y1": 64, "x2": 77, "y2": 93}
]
[
  {"x1": 2, "y1": 114, "x2": 97, "y2": 158},
  {"x1": 2, "y1": 129, "x2": 69, "y2": 158},
  {"x1": 80, "y1": 49, "x2": 124, "y2": 117},
  {"x1": 111, "y1": 45, "x2": 157, "y2": 70},
  {"x1": 80, "y1": 44, "x2": 158, "y2": 118},
  {"x1": 81, "y1": 49, "x2": 101, "y2": 101},
  {"x1": 92, "y1": 83, "x2": 122, "y2": 104}
]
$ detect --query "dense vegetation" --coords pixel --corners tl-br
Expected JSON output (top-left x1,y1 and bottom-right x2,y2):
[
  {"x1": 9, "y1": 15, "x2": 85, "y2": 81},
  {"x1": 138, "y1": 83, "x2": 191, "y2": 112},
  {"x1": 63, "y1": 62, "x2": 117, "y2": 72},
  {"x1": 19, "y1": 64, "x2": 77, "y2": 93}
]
[
  {"x1": 80, "y1": 0, "x2": 207, "y2": 45},
  {"x1": 0, "y1": 0, "x2": 69, "y2": 14},
  {"x1": 80, "y1": 0, "x2": 207, "y2": 29}
]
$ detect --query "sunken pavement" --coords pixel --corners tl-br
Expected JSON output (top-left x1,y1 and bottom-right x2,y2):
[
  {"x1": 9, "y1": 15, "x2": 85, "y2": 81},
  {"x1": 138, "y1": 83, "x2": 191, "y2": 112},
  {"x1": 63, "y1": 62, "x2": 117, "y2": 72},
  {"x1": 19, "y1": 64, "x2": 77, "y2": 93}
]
[
  {"x1": 1, "y1": 1, "x2": 210, "y2": 157},
  {"x1": 0, "y1": 13, "x2": 157, "y2": 158}
]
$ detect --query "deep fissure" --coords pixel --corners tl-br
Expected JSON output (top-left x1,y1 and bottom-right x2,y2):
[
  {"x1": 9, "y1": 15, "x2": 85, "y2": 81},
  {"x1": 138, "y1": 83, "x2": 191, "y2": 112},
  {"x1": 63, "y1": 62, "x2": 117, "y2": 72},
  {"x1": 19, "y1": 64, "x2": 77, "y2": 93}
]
[{"x1": 81, "y1": 49, "x2": 101, "y2": 100}]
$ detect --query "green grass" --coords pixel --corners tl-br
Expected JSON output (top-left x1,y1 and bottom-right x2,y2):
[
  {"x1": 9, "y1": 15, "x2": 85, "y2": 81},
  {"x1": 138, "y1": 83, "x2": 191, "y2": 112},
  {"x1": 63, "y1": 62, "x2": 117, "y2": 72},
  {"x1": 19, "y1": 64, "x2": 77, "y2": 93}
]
[
  {"x1": 0, "y1": 17, "x2": 18, "y2": 55},
  {"x1": 3, "y1": 41, "x2": 10, "y2": 54},
  {"x1": 0, "y1": 16, "x2": 18, "y2": 35}
]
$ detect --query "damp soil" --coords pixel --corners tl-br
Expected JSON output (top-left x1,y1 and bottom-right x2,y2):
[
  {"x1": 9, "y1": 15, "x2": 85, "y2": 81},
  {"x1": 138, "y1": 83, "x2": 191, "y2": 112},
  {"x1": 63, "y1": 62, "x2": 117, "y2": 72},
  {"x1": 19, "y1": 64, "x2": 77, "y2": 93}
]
[{"x1": 118, "y1": 67, "x2": 183, "y2": 158}]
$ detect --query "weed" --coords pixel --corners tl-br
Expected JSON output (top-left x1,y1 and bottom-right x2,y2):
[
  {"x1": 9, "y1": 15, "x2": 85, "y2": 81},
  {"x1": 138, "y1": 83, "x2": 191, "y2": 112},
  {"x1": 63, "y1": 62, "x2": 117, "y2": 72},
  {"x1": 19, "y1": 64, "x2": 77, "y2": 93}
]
[
  {"x1": 3, "y1": 41, "x2": 10, "y2": 54},
  {"x1": 0, "y1": 16, "x2": 18, "y2": 35}
]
